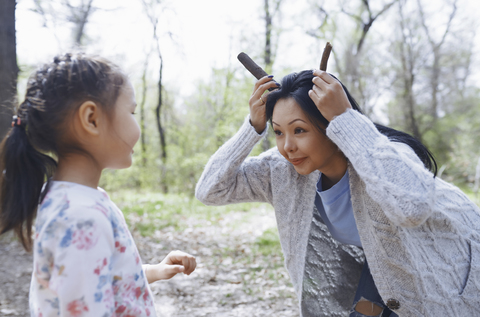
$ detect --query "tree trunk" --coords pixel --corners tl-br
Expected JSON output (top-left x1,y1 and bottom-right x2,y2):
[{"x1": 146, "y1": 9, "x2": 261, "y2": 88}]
[
  {"x1": 139, "y1": 54, "x2": 150, "y2": 167},
  {"x1": 417, "y1": 0, "x2": 457, "y2": 123},
  {"x1": 398, "y1": 0, "x2": 421, "y2": 141},
  {"x1": 0, "y1": 0, "x2": 18, "y2": 140},
  {"x1": 141, "y1": 0, "x2": 168, "y2": 192},
  {"x1": 262, "y1": 0, "x2": 277, "y2": 152},
  {"x1": 264, "y1": 0, "x2": 273, "y2": 74},
  {"x1": 156, "y1": 59, "x2": 166, "y2": 163},
  {"x1": 156, "y1": 55, "x2": 168, "y2": 193},
  {"x1": 73, "y1": 0, "x2": 94, "y2": 46}
]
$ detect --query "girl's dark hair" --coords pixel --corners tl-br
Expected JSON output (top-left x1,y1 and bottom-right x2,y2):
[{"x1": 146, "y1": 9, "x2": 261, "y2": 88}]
[
  {"x1": 265, "y1": 70, "x2": 437, "y2": 176},
  {"x1": 0, "y1": 53, "x2": 126, "y2": 251}
]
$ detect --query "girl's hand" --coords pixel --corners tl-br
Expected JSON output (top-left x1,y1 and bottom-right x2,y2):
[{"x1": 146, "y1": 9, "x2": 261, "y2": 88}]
[
  {"x1": 144, "y1": 250, "x2": 196, "y2": 283},
  {"x1": 248, "y1": 75, "x2": 279, "y2": 134},
  {"x1": 308, "y1": 70, "x2": 352, "y2": 122}
]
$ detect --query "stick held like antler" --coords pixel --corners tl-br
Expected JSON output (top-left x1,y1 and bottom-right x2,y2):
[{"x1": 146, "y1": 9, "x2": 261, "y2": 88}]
[
  {"x1": 237, "y1": 52, "x2": 279, "y2": 91},
  {"x1": 319, "y1": 42, "x2": 333, "y2": 71}
]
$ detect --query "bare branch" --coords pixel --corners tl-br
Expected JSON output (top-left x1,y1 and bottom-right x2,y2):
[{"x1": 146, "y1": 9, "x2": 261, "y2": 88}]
[
  {"x1": 341, "y1": 8, "x2": 362, "y2": 24},
  {"x1": 417, "y1": 0, "x2": 456, "y2": 49},
  {"x1": 438, "y1": 0, "x2": 457, "y2": 48},
  {"x1": 362, "y1": 0, "x2": 371, "y2": 13},
  {"x1": 306, "y1": 6, "x2": 329, "y2": 39},
  {"x1": 357, "y1": 0, "x2": 397, "y2": 54},
  {"x1": 272, "y1": 0, "x2": 283, "y2": 17},
  {"x1": 371, "y1": 0, "x2": 397, "y2": 21}
]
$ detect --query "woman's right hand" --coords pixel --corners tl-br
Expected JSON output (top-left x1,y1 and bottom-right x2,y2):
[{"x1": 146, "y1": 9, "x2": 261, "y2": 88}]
[{"x1": 248, "y1": 75, "x2": 279, "y2": 134}]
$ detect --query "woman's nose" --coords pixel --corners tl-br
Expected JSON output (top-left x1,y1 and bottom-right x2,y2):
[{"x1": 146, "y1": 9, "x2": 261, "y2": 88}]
[{"x1": 284, "y1": 136, "x2": 297, "y2": 153}]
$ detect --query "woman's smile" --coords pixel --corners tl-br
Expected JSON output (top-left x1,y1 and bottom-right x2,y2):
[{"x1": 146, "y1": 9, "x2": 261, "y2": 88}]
[{"x1": 290, "y1": 157, "x2": 307, "y2": 166}]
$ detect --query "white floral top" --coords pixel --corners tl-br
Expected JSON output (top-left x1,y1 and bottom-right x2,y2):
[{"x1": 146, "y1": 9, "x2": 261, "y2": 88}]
[{"x1": 29, "y1": 181, "x2": 156, "y2": 317}]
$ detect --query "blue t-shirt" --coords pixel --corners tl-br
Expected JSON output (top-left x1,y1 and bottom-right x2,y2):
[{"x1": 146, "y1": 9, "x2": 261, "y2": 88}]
[{"x1": 315, "y1": 170, "x2": 362, "y2": 247}]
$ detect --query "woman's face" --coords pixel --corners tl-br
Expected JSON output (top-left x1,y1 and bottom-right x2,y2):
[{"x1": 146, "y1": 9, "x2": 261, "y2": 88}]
[{"x1": 272, "y1": 98, "x2": 346, "y2": 177}]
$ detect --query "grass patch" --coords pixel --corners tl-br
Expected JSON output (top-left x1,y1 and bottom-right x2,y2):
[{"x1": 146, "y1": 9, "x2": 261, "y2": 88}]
[
  {"x1": 254, "y1": 227, "x2": 282, "y2": 257},
  {"x1": 110, "y1": 190, "x2": 270, "y2": 236}
]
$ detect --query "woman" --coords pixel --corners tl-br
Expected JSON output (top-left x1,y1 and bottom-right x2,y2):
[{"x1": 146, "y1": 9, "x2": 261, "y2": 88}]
[{"x1": 195, "y1": 69, "x2": 480, "y2": 316}]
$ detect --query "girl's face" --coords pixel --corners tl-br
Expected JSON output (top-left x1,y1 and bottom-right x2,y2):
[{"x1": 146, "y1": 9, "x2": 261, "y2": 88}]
[
  {"x1": 272, "y1": 98, "x2": 346, "y2": 177},
  {"x1": 102, "y1": 80, "x2": 140, "y2": 169}
]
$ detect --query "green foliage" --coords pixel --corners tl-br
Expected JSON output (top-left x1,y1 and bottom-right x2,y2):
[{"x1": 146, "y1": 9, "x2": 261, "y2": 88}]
[
  {"x1": 77, "y1": 0, "x2": 480, "y2": 196},
  {"x1": 100, "y1": 64, "x2": 281, "y2": 195},
  {"x1": 433, "y1": 88, "x2": 480, "y2": 185},
  {"x1": 254, "y1": 227, "x2": 282, "y2": 256},
  {"x1": 111, "y1": 189, "x2": 267, "y2": 236}
]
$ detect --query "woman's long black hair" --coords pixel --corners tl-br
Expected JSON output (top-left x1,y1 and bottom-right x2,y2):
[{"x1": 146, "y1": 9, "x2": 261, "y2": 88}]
[
  {"x1": 0, "y1": 53, "x2": 125, "y2": 251},
  {"x1": 265, "y1": 70, "x2": 437, "y2": 175}
]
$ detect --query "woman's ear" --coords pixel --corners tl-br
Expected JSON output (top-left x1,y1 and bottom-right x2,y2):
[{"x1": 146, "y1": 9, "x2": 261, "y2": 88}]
[{"x1": 76, "y1": 101, "x2": 102, "y2": 136}]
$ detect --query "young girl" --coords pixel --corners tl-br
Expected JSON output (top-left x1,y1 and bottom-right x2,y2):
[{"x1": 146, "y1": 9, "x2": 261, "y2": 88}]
[
  {"x1": 0, "y1": 53, "x2": 196, "y2": 316},
  {"x1": 196, "y1": 70, "x2": 480, "y2": 316}
]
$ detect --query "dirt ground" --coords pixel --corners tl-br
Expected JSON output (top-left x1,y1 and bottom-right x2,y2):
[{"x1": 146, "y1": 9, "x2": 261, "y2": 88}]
[{"x1": 0, "y1": 206, "x2": 299, "y2": 317}]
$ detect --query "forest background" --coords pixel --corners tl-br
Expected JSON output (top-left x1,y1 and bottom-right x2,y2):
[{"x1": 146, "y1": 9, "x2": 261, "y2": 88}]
[
  {"x1": 2, "y1": 0, "x2": 480, "y2": 195},
  {"x1": 1, "y1": 0, "x2": 480, "y2": 315}
]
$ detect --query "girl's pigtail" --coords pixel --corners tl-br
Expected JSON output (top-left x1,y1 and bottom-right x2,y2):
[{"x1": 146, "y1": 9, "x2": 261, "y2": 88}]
[{"x1": 0, "y1": 121, "x2": 56, "y2": 251}]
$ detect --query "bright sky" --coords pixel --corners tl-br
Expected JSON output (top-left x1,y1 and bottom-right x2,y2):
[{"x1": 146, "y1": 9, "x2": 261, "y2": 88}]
[
  {"x1": 15, "y1": 0, "x2": 480, "y2": 101},
  {"x1": 15, "y1": 0, "x2": 319, "y2": 98}
]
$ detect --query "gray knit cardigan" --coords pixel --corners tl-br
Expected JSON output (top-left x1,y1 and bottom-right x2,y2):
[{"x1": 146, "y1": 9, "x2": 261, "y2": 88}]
[{"x1": 195, "y1": 109, "x2": 480, "y2": 316}]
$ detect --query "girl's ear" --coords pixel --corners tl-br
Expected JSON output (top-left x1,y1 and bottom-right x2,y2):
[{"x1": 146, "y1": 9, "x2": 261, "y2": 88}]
[{"x1": 77, "y1": 101, "x2": 102, "y2": 136}]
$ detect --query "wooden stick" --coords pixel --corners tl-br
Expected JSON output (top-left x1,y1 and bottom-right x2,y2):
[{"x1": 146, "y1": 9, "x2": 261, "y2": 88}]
[
  {"x1": 319, "y1": 42, "x2": 333, "y2": 71},
  {"x1": 237, "y1": 52, "x2": 279, "y2": 91},
  {"x1": 237, "y1": 52, "x2": 268, "y2": 79}
]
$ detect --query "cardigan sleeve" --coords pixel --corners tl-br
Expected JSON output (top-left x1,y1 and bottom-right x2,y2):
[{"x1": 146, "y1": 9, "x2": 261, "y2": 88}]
[
  {"x1": 326, "y1": 109, "x2": 435, "y2": 228},
  {"x1": 195, "y1": 116, "x2": 275, "y2": 206}
]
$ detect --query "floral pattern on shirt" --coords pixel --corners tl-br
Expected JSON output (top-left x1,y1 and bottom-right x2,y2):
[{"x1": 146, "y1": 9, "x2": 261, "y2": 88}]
[{"x1": 29, "y1": 181, "x2": 156, "y2": 317}]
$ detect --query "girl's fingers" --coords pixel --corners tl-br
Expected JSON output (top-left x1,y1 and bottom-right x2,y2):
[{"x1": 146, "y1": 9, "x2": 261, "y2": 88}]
[
  {"x1": 161, "y1": 264, "x2": 184, "y2": 280},
  {"x1": 169, "y1": 265, "x2": 184, "y2": 274},
  {"x1": 183, "y1": 257, "x2": 196, "y2": 275},
  {"x1": 170, "y1": 252, "x2": 195, "y2": 275}
]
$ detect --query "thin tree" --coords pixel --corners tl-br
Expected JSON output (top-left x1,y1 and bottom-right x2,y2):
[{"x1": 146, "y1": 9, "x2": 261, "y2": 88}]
[
  {"x1": 139, "y1": 52, "x2": 152, "y2": 167},
  {"x1": 417, "y1": 0, "x2": 457, "y2": 123},
  {"x1": 342, "y1": 0, "x2": 397, "y2": 56},
  {"x1": 306, "y1": 0, "x2": 397, "y2": 116},
  {"x1": 262, "y1": 0, "x2": 283, "y2": 151},
  {"x1": 0, "y1": 0, "x2": 18, "y2": 140},
  {"x1": 142, "y1": 0, "x2": 168, "y2": 192},
  {"x1": 33, "y1": 0, "x2": 96, "y2": 47},
  {"x1": 340, "y1": 0, "x2": 397, "y2": 115},
  {"x1": 65, "y1": 0, "x2": 95, "y2": 46},
  {"x1": 396, "y1": 0, "x2": 421, "y2": 140}
]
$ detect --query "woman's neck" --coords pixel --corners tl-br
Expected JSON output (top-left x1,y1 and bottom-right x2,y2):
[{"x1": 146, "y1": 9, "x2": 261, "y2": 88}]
[
  {"x1": 321, "y1": 173, "x2": 342, "y2": 191},
  {"x1": 53, "y1": 154, "x2": 102, "y2": 189},
  {"x1": 320, "y1": 155, "x2": 348, "y2": 191}
]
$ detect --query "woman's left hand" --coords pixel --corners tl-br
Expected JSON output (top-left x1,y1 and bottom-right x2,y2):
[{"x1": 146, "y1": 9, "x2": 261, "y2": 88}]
[{"x1": 308, "y1": 69, "x2": 352, "y2": 122}]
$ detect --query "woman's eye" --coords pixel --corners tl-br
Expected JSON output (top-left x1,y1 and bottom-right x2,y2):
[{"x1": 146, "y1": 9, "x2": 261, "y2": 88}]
[
  {"x1": 294, "y1": 128, "x2": 305, "y2": 134},
  {"x1": 274, "y1": 130, "x2": 283, "y2": 136}
]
